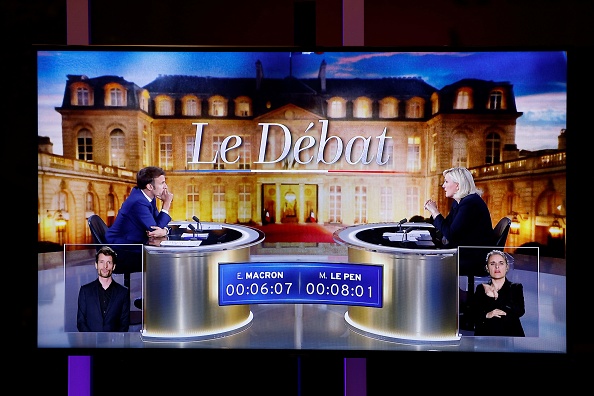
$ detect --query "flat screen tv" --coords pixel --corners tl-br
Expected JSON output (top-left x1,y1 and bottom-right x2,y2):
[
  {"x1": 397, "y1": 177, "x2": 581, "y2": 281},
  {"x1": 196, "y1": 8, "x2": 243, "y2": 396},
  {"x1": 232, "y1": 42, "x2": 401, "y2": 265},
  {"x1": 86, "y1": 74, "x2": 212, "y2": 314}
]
[{"x1": 35, "y1": 47, "x2": 569, "y2": 362}]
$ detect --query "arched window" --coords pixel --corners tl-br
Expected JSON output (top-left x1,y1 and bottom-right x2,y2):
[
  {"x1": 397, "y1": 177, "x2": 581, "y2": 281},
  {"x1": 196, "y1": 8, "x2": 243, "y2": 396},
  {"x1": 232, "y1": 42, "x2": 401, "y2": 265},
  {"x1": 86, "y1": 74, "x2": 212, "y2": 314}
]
[
  {"x1": 488, "y1": 89, "x2": 505, "y2": 110},
  {"x1": 110, "y1": 129, "x2": 126, "y2": 168},
  {"x1": 156, "y1": 95, "x2": 174, "y2": 116},
  {"x1": 104, "y1": 83, "x2": 126, "y2": 106},
  {"x1": 431, "y1": 92, "x2": 439, "y2": 114},
  {"x1": 406, "y1": 97, "x2": 424, "y2": 118},
  {"x1": 327, "y1": 97, "x2": 346, "y2": 118},
  {"x1": 183, "y1": 96, "x2": 200, "y2": 116},
  {"x1": 234, "y1": 96, "x2": 252, "y2": 117},
  {"x1": 140, "y1": 90, "x2": 150, "y2": 112},
  {"x1": 70, "y1": 82, "x2": 93, "y2": 106},
  {"x1": 454, "y1": 87, "x2": 473, "y2": 109},
  {"x1": 353, "y1": 97, "x2": 372, "y2": 118},
  {"x1": 209, "y1": 95, "x2": 227, "y2": 117},
  {"x1": 379, "y1": 97, "x2": 398, "y2": 118}
]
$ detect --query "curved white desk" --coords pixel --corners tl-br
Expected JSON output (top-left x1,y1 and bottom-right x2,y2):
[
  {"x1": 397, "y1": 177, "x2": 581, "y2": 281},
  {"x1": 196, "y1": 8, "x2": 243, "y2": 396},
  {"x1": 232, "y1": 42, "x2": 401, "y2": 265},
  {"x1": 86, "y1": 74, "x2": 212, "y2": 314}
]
[
  {"x1": 141, "y1": 222, "x2": 264, "y2": 341},
  {"x1": 334, "y1": 222, "x2": 460, "y2": 342}
]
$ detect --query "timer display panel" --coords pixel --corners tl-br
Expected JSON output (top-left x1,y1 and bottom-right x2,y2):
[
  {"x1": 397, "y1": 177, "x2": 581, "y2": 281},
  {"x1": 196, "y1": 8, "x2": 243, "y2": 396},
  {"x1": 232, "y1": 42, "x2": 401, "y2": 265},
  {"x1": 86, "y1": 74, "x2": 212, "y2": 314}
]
[{"x1": 219, "y1": 262, "x2": 383, "y2": 307}]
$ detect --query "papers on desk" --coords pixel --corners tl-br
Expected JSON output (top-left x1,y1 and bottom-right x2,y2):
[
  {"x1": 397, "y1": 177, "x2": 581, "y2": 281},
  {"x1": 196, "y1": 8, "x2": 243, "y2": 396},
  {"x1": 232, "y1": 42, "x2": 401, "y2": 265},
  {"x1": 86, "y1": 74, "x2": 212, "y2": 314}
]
[
  {"x1": 383, "y1": 230, "x2": 433, "y2": 242},
  {"x1": 181, "y1": 232, "x2": 209, "y2": 240},
  {"x1": 160, "y1": 240, "x2": 203, "y2": 247},
  {"x1": 178, "y1": 224, "x2": 223, "y2": 230}
]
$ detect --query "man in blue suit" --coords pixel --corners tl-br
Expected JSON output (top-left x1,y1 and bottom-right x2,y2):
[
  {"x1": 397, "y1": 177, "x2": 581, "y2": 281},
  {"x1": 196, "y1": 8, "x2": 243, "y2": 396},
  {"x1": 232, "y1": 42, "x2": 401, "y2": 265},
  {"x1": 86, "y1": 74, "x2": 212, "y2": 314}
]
[
  {"x1": 106, "y1": 166, "x2": 174, "y2": 244},
  {"x1": 77, "y1": 246, "x2": 130, "y2": 332},
  {"x1": 105, "y1": 166, "x2": 174, "y2": 310}
]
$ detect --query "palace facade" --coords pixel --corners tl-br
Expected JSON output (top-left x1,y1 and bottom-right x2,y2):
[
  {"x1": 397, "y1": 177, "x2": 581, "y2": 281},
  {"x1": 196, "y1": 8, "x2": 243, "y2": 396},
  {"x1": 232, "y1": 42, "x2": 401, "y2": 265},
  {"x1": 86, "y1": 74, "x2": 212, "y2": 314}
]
[{"x1": 38, "y1": 59, "x2": 566, "y2": 256}]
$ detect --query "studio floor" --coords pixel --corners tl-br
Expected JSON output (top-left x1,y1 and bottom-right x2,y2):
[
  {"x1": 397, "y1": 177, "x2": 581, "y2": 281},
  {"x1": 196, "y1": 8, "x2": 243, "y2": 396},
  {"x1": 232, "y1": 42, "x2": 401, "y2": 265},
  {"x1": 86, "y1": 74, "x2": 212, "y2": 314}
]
[{"x1": 37, "y1": 244, "x2": 566, "y2": 354}]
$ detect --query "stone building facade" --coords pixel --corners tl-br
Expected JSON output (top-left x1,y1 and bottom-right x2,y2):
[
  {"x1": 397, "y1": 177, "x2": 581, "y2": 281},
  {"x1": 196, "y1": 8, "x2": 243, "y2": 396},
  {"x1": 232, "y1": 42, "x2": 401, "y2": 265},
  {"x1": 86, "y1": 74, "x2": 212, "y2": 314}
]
[{"x1": 37, "y1": 61, "x2": 566, "y2": 256}]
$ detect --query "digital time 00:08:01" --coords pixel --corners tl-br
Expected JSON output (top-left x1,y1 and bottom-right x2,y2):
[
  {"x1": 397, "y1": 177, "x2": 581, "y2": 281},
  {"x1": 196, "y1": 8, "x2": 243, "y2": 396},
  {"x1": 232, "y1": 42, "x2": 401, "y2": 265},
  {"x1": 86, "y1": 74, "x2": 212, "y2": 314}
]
[{"x1": 218, "y1": 262, "x2": 383, "y2": 307}]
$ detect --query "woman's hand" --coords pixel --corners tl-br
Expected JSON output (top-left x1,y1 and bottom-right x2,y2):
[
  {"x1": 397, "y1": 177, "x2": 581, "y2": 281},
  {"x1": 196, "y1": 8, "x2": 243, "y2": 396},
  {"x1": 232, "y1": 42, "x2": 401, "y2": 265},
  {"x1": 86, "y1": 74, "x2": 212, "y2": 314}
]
[
  {"x1": 483, "y1": 283, "x2": 499, "y2": 300},
  {"x1": 486, "y1": 308, "x2": 506, "y2": 319},
  {"x1": 424, "y1": 199, "x2": 439, "y2": 217}
]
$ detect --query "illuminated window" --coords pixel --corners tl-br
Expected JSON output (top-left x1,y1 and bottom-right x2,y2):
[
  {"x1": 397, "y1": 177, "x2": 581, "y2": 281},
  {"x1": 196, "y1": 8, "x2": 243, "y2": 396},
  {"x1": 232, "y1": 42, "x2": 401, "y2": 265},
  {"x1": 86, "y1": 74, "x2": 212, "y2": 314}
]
[
  {"x1": 488, "y1": 89, "x2": 504, "y2": 110},
  {"x1": 140, "y1": 90, "x2": 150, "y2": 112},
  {"x1": 379, "y1": 97, "x2": 398, "y2": 118},
  {"x1": 86, "y1": 192, "x2": 94, "y2": 212},
  {"x1": 235, "y1": 96, "x2": 252, "y2": 117},
  {"x1": 452, "y1": 133, "x2": 468, "y2": 167},
  {"x1": 354, "y1": 185, "x2": 367, "y2": 224},
  {"x1": 110, "y1": 129, "x2": 126, "y2": 168},
  {"x1": 329, "y1": 185, "x2": 342, "y2": 223},
  {"x1": 454, "y1": 88, "x2": 473, "y2": 109},
  {"x1": 406, "y1": 97, "x2": 424, "y2": 118},
  {"x1": 239, "y1": 137, "x2": 251, "y2": 169},
  {"x1": 353, "y1": 97, "x2": 372, "y2": 118},
  {"x1": 485, "y1": 132, "x2": 501, "y2": 164},
  {"x1": 156, "y1": 96, "x2": 174, "y2": 116},
  {"x1": 77, "y1": 129, "x2": 93, "y2": 161},
  {"x1": 406, "y1": 136, "x2": 421, "y2": 172},
  {"x1": 406, "y1": 186, "x2": 420, "y2": 218},
  {"x1": 142, "y1": 129, "x2": 148, "y2": 167},
  {"x1": 212, "y1": 136, "x2": 225, "y2": 169},
  {"x1": 209, "y1": 96, "x2": 227, "y2": 116},
  {"x1": 328, "y1": 97, "x2": 346, "y2": 118},
  {"x1": 238, "y1": 183, "x2": 251, "y2": 223},
  {"x1": 76, "y1": 86, "x2": 90, "y2": 105},
  {"x1": 105, "y1": 85, "x2": 125, "y2": 106},
  {"x1": 430, "y1": 133, "x2": 437, "y2": 172},
  {"x1": 431, "y1": 92, "x2": 439, "y2": 114},
  {"x1": 159, "y1": 135, "x2": 173, "y2": 170},
  {"x1": 183, "y1": 96, "x2": 200, "y2": 116},
  {"x1": 70, "y1": 82, "x2": 93, "y2": 106},
  {"x1": 380, "y1": 186, "x2": 393, "y2": 222},
  {"x1": 186, "y1": 135, "x2": 196, "y2": 167},
  {"x1": 186, "y1": 184, "x2": 199, "y2": 221},
  {"x1": 212, "y1": 185, "x2": 226, "y2": 222}
]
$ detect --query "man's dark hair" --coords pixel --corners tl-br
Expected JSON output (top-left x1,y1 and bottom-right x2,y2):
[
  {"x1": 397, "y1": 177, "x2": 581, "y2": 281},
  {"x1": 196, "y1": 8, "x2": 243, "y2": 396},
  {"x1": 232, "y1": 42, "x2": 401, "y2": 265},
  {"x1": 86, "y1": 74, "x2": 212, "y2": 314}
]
[
  {"x1": 96, "y1": 246, "x2": 117, "y2": 264},
  {"x1": 136, "y1": 166, "x2": 166, "y2": 189}
]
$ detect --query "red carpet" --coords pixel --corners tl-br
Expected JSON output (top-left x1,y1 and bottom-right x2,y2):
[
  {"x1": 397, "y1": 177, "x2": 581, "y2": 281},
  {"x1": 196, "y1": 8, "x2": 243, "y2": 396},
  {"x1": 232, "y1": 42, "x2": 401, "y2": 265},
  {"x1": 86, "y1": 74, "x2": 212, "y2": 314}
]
[{"x1": 251, "y1": 223, "x2": 338, "y2": 243}]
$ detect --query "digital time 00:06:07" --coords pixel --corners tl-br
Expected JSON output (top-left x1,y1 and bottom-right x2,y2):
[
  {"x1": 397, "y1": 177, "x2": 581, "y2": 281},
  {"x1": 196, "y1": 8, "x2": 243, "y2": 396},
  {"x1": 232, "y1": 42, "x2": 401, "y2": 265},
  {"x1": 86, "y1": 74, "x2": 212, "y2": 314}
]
[{"x1": 223, "y1": 282, "x2": 373, "y2": 298}]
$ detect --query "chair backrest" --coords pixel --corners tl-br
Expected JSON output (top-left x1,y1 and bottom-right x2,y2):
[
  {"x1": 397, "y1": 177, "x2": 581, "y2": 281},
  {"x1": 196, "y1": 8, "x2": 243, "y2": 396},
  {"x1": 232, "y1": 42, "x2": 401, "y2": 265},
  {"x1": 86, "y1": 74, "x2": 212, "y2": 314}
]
[
  {"x1": 493, "y1": 217, "x2": 512, "y2": 247},
  {"x1": 88, "y1": 215, "x2": 109, "y2": 244}
]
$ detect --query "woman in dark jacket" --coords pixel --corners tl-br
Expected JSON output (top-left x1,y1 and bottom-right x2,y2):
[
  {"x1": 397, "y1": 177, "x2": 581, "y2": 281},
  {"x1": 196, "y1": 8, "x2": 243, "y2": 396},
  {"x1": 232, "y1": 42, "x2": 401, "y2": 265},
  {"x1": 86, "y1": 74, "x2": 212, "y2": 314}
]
[{"x1": 472, "y1": 250, "x2": 525, "y2": 336}]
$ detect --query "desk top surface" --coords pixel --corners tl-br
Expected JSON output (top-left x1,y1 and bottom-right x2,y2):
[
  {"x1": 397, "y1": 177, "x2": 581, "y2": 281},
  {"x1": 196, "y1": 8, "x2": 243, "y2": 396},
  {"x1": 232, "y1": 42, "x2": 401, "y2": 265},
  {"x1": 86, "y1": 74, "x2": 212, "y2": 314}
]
[{"x1": 333, "y1": 222, "x2": 457, "y2": 255}]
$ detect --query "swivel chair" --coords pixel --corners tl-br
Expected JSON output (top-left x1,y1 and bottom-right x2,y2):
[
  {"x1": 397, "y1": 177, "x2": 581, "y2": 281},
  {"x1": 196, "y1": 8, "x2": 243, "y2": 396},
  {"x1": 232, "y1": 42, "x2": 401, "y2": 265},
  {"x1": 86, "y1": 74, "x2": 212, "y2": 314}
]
[
  {"x1": 87, "y1": 214, "x2": 142, "y2": 324},
  {"x1": 87, "y1": 215, "x2": 132, "y2": 288}
]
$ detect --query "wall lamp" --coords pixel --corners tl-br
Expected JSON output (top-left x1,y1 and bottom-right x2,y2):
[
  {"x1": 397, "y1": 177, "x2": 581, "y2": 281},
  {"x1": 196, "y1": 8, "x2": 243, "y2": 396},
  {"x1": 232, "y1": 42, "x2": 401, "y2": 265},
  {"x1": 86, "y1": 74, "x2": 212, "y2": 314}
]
[
  {"x1": 509, "y1": 211, "x2": 528, "y2": 235},
  {"x1": 47, "y1": 209, "x2": 67, "y2": 227},
  {"x1": 549, "y1": 215, "x2": 565, "y2": 239}
]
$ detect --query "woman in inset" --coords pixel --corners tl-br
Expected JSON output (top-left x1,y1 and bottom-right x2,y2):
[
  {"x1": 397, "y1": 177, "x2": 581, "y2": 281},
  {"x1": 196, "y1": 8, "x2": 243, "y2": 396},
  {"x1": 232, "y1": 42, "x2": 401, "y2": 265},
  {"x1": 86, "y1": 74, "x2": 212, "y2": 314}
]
[{"x1": 473, "y1": 249, "x2": 525, "y2": 336}]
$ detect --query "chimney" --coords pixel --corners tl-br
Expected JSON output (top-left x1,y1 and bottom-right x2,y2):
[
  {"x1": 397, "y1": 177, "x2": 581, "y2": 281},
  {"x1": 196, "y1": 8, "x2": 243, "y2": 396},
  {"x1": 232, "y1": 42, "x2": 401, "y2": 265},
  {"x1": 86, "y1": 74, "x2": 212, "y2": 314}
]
[
  {"x1": 318, "y1": 60, "x2": 327, "y2": 93},
  {"x1": 558, "y1": 129, "x2": 566, "y2": 150}
]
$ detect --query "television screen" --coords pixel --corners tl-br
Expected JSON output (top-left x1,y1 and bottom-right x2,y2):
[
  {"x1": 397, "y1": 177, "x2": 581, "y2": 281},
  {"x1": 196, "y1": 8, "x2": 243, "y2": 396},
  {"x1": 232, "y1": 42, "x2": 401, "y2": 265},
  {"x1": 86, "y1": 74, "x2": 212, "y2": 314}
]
[{"x1": 36, "y1": 47, "x2": 567, "y2": 355}]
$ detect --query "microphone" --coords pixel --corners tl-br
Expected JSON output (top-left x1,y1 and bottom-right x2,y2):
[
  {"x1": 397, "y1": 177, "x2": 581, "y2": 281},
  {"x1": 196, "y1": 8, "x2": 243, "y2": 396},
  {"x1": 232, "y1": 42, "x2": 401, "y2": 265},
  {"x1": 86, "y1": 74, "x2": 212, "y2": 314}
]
[
  {"x1": 187, "y1": 223, "x2": 197, "y2": 234},
  {"x1": 192, "y1": 216, "x2": 202, "y2": 232},
  {"x1": 397, "y1": 218, "x2": 407, "y2": 231}
]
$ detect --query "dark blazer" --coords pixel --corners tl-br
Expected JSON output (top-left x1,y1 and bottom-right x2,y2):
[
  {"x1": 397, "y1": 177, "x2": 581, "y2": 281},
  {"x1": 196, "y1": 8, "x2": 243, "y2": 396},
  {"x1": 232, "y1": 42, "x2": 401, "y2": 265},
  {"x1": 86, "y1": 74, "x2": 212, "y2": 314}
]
[
  {"x1": 432, "y1": 192, "x2": 495, "y2": 248},
  {"x1": 105, "y1": 187, "x2": 172, "y2": 244},
  {"x1": 472, "y1": 278, "x2": 525, "y2": 336},
  {"x1": 77, "y1": 279, "x2": 130, "y2": 332}
]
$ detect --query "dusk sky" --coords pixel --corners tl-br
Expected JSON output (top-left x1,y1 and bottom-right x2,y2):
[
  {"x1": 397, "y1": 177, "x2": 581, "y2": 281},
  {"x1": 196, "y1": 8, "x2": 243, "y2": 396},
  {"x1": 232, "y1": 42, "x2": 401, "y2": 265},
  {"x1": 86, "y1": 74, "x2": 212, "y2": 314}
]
[{"x1": 37, "y1": 50, "x2": 567, "y2": 156}]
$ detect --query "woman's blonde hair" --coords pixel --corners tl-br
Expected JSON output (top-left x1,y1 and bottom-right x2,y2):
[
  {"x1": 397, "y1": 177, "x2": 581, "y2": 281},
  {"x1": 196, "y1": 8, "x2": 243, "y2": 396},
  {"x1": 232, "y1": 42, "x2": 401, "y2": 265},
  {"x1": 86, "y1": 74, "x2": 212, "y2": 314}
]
[{"x1": 442, "y1": 167, "x2": 483, "y2": 199}]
